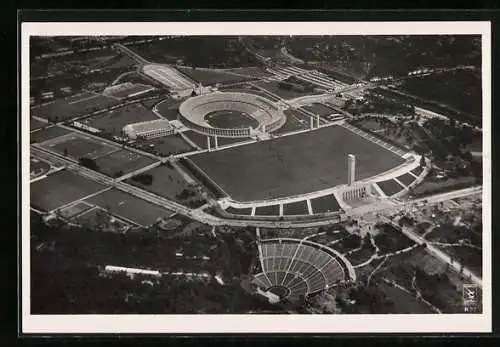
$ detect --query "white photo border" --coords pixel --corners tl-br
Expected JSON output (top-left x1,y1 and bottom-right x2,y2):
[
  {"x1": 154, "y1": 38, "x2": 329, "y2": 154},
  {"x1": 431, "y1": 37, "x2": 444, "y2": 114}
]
[{"x1": 21, "y1": 21, "x2": 492, "y2": 334}]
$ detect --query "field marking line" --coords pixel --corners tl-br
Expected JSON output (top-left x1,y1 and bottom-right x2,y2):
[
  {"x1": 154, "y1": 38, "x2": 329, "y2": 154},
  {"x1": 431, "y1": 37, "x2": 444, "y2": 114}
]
[
  {"x1": 68, "y1": 93, "x2": 102, "y2": 105},
  {"x1": 49, "y1": 186, "x2": 113, "y2": 214}
]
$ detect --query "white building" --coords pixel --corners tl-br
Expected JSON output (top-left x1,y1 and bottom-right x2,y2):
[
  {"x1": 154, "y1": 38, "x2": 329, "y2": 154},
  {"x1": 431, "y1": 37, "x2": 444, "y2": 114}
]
[{"x1": 122, "y1": 119, "x2": 174, "y2": 140}]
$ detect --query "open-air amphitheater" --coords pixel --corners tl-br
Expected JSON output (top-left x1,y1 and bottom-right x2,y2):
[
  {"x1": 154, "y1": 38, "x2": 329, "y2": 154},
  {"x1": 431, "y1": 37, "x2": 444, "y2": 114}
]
[
  {"x1": 251, "y1": 238, "x2": 356, "y2": 302},
  {"x1": 178, "y1": 92, "x2": 286, "y2": 137}
]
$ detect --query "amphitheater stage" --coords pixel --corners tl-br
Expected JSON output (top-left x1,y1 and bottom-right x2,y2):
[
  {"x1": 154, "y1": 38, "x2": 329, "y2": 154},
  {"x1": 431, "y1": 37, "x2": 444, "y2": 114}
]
[{"x1": 189, "y1": 124, "x2": 405, "y2": 202}]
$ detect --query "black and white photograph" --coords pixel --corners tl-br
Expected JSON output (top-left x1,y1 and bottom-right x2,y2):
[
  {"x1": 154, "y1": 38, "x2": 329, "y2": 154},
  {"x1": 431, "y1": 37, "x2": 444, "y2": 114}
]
[{"x1": 21, "y1": 21, "x2": 491, "y2": 334}]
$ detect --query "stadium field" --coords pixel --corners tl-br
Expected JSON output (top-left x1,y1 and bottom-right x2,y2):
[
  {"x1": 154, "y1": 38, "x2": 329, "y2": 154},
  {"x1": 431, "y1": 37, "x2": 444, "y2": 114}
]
[
  {"x1": 83, "y1": 103, "x2": 160, "y2": 136},
  {"x1": 283, "y1": 200, "x2": 309, "y2": 215},
  {"x1": 30, "y1": 169, "x2": 107, "y2": 212},
  {"x1": 85, "y1": 188, "x2": 175, "y2": 226},
  {"x1": 30, "y1": 126, "x2": 71, "y2": 144},
  {"x1": 310, "y1": 194, "x2": 341, "y2": 214},
  {"x1": 190, "y1": 125, "x2": 404, "y2": 201},
  {"x1": 95, "y1": 150, "x2": 158, "y2": 177},
  {"x1": 175, "y1": 67, "x2": 256, "y2": 85},
  {"x1": 255, "y1": 81, "x2": 313, "y2": 100},
  {"x1": 30, "y1": 92, "x2": 120, "y2": 122},
  {"x1": 125, "y1": 165, "x2": 192, "y2": 202},
  {"x1": 137, "y1": 134, "x2": 194, "y2": 156},
  {"x1": 204, "y1": 110, "x2": 259, "y2": 129},
  {"x1": 41, "y1": 133, "x2": 120, "y2": 160},
  {"x1": 30, "y1": 118, "x2": 48, "y2": 131},
  {"x1": 377, "y1": 179, "x2": 404, "y2": 196},
  {"x1": 155, "y1": 98, "x2": 182, "y2": 120},
  {"x1": 255, "y1": 204, "x2": 280, "y2": 216}
]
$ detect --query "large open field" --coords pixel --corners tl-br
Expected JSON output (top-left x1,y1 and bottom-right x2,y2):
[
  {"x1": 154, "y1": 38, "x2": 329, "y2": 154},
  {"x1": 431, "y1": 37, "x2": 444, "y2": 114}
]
[
  {"x1": 40, "y1": 132, "x2": 120, "y2": 160},
  {"x1": 30, "y1": 126, "x2": 71, "y2": 144},
  {"x1": 136, "y1": 134, "x2": 194, "y2": 156},
  {"x1": 30, "y1": 169, "x2": 108, "y2": 212},
  {"x1": 83, "y1": 103, "x2": 160, "y2": 136},
  {"x1": 190, "y1": 125, "x2": 404, "y2": 201},
  {"x1": 155, "y1": 98, "x2": 182, "y2": 120},
  {"x1": 125, "y1": 164, "x2": 204, "y2": 207},
  {"x1": 30, "y1": 118, "x2": 48, "y2": 131},
  {"x1": 30, "y1": 92, "x2": 120, "y2": 122},
  {"x1": 94, "y1": 150, "x2": 158, "y2": 177},
  {"x1": 85, "y1": 188, "x2": 175, "y2": 227}
]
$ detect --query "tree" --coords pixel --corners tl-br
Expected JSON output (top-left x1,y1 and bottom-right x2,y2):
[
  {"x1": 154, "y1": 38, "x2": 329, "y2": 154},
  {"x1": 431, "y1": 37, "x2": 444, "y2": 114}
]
[
  {"x1": 79, "y1": 157, "x2": 99, "y2": 171},
  {"x1": 63, "y1": 148, "x2": 68, "y2": 157}
]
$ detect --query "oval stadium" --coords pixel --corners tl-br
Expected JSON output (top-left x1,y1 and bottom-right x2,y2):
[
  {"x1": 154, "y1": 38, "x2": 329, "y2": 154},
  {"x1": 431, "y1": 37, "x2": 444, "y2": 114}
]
[
  {"x1": 251, "y1": 238, "x2": 356, "y2": 302},
  {"x1": 178, "y1": 92, "x2": 286, "y2": 137}
]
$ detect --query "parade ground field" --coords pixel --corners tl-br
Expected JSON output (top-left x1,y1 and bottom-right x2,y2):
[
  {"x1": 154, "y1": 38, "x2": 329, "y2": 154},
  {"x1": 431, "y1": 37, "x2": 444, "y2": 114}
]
[{"x1": 190, "y1": 125, "x2": 404, "y2": 201}]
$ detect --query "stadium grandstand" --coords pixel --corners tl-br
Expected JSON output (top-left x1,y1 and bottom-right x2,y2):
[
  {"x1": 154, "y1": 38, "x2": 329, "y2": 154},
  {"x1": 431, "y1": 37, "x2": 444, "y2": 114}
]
[
  {"x1": 142, "y1": 64, "x2": 196, "y2": 91},
  {"x1": 252, "y1": 238, "x2": 355, "y2": 302},
  {"x1": 122, "y1": 119, "x2": 174, "y2": 140},
  {"x1": 178, "y1": 92, "x2": 286, "y2": 137}
]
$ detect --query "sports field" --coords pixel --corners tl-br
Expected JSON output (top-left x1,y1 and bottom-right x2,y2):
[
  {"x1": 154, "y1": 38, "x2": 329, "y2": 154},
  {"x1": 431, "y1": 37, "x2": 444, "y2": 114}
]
[
  {"x1": 125, "y1": 165, "x2": 192, "y2": 202},
  {"x1": 30, "y1": 169, "x2": 107, "y2": 212},
  {"x1": 83, "y1": 103, "x2": 160, "y2": 136},
  {"x1": 30, "y1": 92, "x2": 120, "y2": 122},
  {"x1": 190, "y1": 125, "x2": 405, "y2": 201},
  {"x1": 30, "y1": 126, "x2": 71, "y2": 144},
  {"x1": 137, "y1": 134, "x2": 194, "y2": 156},
  {"x1": 30, "y1": 118, "x2": 48, "y2": 131},
  {"x1": 85, "y1": 188, "x2": 175, "y2": 226},
  {"x1": 302, "y1": 103, "x2": 336, "y2": 117},
  {"x1": 94, "y1": 150, "x2": 158, "y2": 177},
  {"x1": 255, "y1": 81, "x2": 312, "y2": 100},
  {"x1": 204, "y1": 110, "x2": 258, "y2": 129},
  {"x1": 30, "y1": 157, "x2": 51, "y2": 179},
  {"x1": 155, "y1": 98, "x2": 182, "y2": 120},
  {"x1": 41, "y1": 133, "x2": 120, "y2": 160}
]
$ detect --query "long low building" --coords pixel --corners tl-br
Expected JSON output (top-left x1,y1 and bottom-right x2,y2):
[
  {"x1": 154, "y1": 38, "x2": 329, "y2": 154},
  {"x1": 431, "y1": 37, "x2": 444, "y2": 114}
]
[{"x1": 122, "y1": 119, "x2": 175, "y2": 140}]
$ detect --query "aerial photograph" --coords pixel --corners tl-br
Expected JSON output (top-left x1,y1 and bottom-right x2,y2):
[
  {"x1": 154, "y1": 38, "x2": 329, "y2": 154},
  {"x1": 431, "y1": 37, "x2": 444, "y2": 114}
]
[{"x1": 28, "y1": 34, "x2": 483, "y2": 315}]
